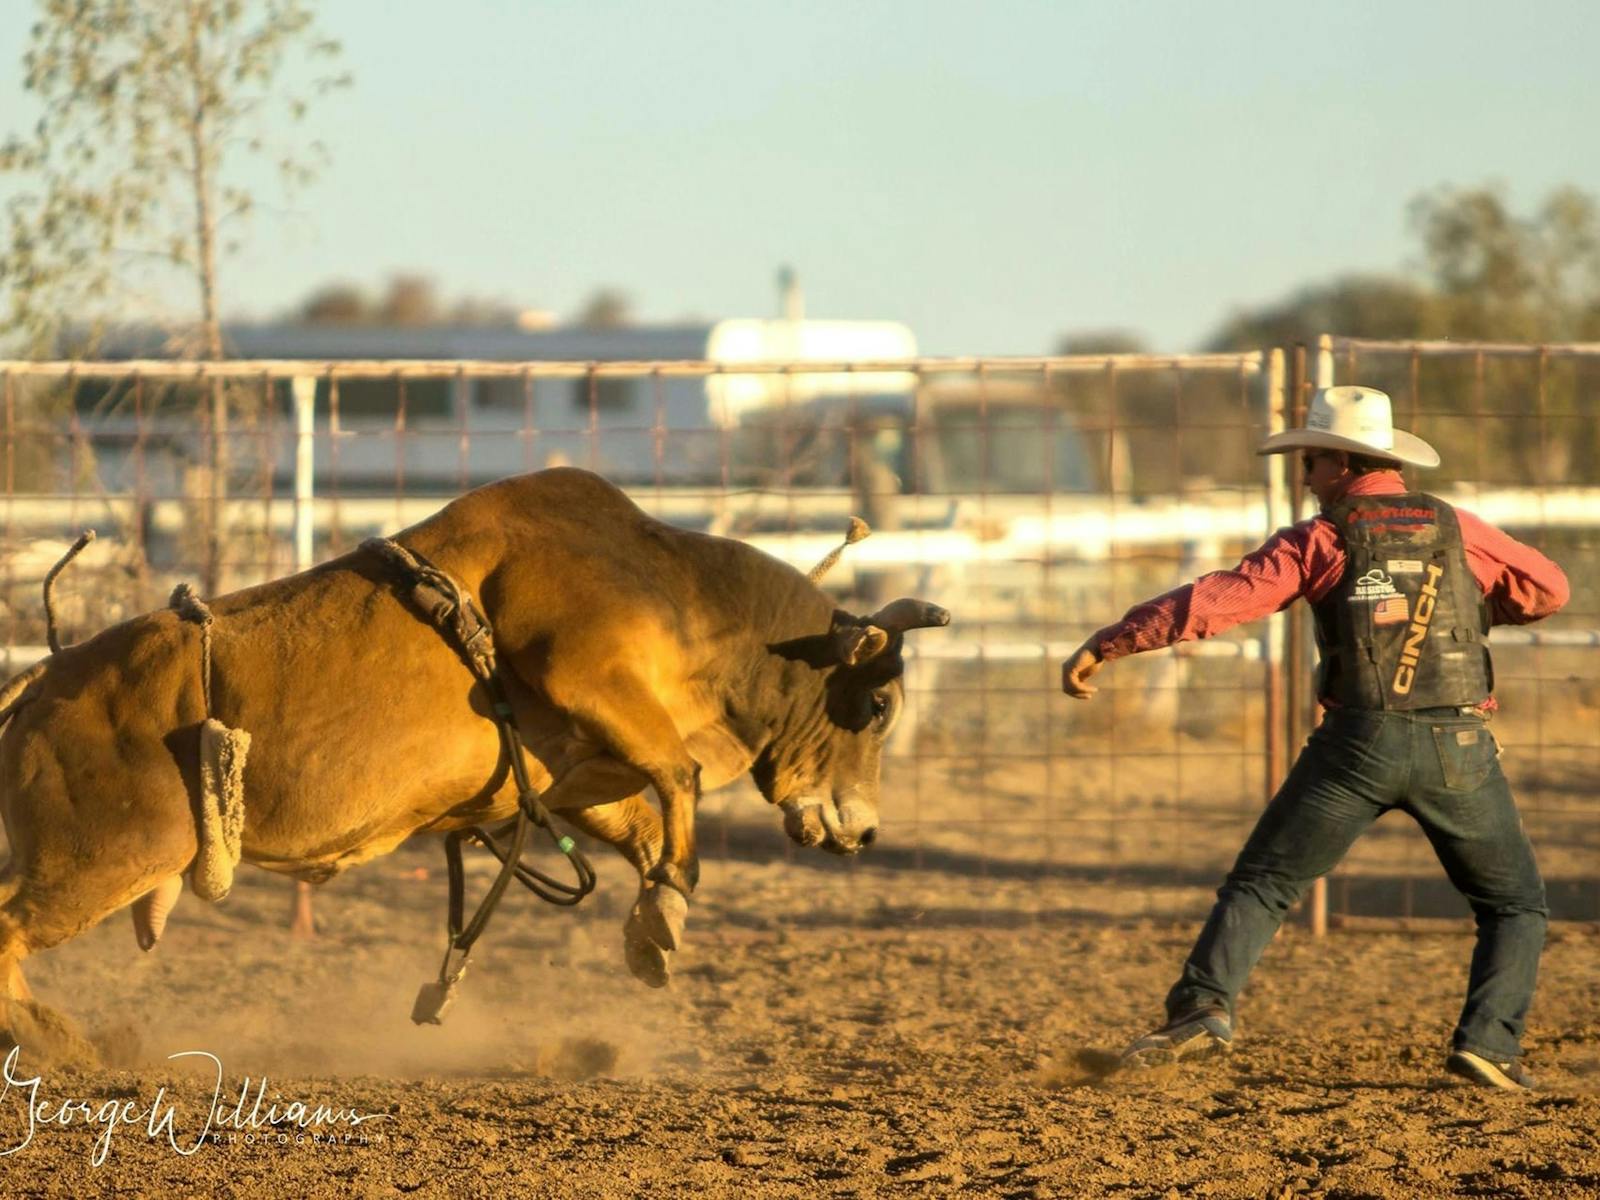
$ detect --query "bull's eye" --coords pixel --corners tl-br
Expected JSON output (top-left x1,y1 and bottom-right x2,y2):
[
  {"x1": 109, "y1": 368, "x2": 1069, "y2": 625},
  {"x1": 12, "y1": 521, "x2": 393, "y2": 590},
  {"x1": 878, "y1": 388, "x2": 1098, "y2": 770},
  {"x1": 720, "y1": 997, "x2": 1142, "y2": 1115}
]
[{"x1": 869, "y1": 693, "x2": 889, "y2": 721}]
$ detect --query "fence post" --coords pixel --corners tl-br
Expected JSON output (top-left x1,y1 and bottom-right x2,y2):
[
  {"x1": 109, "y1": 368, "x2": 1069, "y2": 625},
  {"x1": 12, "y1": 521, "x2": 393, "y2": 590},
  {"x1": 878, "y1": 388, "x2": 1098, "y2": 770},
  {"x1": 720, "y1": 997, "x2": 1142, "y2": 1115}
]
[
  {"x1": 206, "y1": 376, "x2": 228, "y2": 597},
  {"x1": 1315, "y1": 333, "x2": 1335, "y2": 389},
  {"x1": 1263, "y1": 350, "x2": 1288, "y2": 818},
  {"x1": 1287, "y1": 345, "x2": 1328, "y2": 936},
  {"x1": 290, "y1": 373, "x2": 318, "y2": 937},
  {"x1": 292, "y1": 376, "x2": 316, "y2": 574}
]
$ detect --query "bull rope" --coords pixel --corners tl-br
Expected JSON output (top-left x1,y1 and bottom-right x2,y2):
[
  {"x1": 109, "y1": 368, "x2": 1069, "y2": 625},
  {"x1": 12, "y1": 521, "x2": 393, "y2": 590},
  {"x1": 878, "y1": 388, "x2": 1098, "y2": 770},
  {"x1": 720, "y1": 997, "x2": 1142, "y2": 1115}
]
[
  {"x1": 168, "y1": 582, "x2": 249, "y2": 903},
  {"x1": 360, "y1": 536, "x2": 597, "y2": 1025},
  {"x1": 169, "y1": 583, "x2": 216, "y2": 713}
]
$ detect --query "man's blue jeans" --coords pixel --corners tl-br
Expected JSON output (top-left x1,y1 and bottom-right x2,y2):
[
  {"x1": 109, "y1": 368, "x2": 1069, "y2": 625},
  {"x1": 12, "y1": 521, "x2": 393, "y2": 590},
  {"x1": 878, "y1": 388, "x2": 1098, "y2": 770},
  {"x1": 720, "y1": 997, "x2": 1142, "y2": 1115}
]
[{"x1": 1167, "y1": 705, "x2": 1548, "y2": 1061}]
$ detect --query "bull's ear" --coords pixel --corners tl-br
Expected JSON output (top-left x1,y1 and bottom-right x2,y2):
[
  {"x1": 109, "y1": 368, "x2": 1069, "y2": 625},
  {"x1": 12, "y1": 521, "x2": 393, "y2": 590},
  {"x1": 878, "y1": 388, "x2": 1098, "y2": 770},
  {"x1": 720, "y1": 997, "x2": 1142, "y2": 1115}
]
[
  {"x1": 769, "y1": 619, "x2": 891, "y2": 669},
  {"x1": 768, "y1": 634, "x2": 840, "y2": 669},
  {"x1": 836, "y1": 624, "x2": 891, "y2": 666}
]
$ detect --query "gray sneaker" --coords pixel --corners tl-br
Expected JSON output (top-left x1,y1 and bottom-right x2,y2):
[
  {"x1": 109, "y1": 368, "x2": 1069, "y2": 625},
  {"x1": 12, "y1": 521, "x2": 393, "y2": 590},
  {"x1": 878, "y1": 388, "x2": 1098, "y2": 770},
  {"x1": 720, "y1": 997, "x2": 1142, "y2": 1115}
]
[
  {"x1": 1120, "y1": 1006, "x2": 1233, "y2": 1069},
  {"x1": 1445, "y1": 1050, "x2": 1534, "y2": 1092}
]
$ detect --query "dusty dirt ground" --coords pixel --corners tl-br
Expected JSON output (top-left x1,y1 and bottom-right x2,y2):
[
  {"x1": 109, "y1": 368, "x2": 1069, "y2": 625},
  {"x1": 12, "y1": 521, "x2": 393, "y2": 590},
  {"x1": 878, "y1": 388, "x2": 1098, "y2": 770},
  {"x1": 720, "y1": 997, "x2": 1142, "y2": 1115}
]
[{"x1": 2, "y1": 825, "x2": 1598, "y2": 1199}]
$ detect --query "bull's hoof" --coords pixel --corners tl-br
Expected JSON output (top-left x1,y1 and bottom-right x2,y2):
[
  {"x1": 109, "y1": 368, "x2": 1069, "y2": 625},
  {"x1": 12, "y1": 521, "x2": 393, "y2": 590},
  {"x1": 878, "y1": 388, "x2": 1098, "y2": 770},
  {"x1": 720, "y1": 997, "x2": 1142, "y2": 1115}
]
[
  {"x1": 634, "y1": 884, "x2": 688, "y2": 954},
  {"x1": 645, "y1": 860, "x2": 696, "y2": 897},
  {"x1": 623, "y1": 921, "x2": 671, "y2": 988},
  {"x1": 0, "y1": 999, "x2": 101, "y2": 1070}
]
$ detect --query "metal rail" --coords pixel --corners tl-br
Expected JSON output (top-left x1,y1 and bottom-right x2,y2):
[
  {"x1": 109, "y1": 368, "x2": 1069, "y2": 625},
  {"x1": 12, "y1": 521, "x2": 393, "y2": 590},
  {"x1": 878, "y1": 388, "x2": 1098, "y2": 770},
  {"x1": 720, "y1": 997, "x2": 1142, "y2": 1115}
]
[{"x1": 0, "y1": 353, "x2": 1264, "y2": 380}]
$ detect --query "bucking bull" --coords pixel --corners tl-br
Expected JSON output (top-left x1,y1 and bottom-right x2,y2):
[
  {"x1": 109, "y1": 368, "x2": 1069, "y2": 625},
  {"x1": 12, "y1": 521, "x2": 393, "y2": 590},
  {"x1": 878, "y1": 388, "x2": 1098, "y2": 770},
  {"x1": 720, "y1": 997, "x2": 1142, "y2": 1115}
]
[{"x1": 0, "y1": 468, "x2": 947, "y2": 1063}]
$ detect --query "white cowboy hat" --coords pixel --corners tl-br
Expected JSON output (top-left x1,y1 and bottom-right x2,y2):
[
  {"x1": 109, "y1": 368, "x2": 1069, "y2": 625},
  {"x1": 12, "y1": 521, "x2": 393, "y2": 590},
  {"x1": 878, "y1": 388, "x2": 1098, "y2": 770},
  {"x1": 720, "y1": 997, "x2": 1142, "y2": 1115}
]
[{"x1": 1257, "y1": 385, "x2": 1439, "y2": 468}]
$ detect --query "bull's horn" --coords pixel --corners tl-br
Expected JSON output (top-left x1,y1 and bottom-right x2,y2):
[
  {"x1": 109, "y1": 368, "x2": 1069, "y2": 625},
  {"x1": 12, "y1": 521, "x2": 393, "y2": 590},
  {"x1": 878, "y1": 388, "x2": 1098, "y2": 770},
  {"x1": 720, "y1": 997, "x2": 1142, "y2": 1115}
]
[
  {"x1": 807, "y1": 517, "x2": 871, "y2": 583},
  {"x1": 865, "y1": 597, "x2": 951, "y2": 635}
]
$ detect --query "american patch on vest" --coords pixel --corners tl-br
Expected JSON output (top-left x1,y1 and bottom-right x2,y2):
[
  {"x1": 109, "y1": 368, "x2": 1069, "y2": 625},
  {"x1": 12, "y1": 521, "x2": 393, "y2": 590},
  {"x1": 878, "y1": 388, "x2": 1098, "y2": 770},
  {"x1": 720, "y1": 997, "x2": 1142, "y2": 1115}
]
[
  {"x1": 1373, "y1": 595, "x2": 1410, "y2": 625},
  {"x1": 1387, "y1": 559, "x2": 1425, "y2": 574},
  {"x1": 1351, "y1": 568, "x2": 1400, "y2": 601}
]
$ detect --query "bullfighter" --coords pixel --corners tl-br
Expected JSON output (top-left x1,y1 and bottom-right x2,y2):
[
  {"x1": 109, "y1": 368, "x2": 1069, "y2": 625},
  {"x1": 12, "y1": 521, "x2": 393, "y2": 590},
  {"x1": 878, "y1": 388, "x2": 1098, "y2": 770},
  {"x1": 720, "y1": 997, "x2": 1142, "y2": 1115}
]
[{"x1": 1061, "y1": 386, "x2": 1569, "y2": 1091}]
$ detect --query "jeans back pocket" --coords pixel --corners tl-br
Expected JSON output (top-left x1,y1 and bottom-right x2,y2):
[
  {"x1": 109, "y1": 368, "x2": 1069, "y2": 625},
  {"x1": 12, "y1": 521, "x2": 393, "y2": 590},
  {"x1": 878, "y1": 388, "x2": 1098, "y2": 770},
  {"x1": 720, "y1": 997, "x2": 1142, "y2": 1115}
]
[{"x1": 1431, "y1": 722, "x2": 1496, "y2": 792}]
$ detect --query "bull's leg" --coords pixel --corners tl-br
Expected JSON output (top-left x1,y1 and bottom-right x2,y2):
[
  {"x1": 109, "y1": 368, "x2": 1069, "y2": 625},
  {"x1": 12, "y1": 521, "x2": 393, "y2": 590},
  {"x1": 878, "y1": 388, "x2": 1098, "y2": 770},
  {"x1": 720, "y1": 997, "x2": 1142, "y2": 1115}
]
[
  {"x1": 1, "y1": 850, "x2": 193, "y2": 1069},
  {"x1": 0, "y1": 886, "x2": 98, "y2": 1068},
  {"x1": 1, "y1": 850, "x2": 192, "y2": 1068},
  {"x1": 541, "y1": 669, "x2": 703, "y2": 898},
  {"x1": 555, "y1": 793, "x2": 674, "y2": 987},
  {"x1": 0, "y1": 760, "x2": 198, "y2": 1067},
  {"x1": 0, "y1": 885, "x2": 33, "y2": 1004},
  {"x1": 535, "y1": 753, "x2": 690, "y2": 957},
  {"x1": 528, "y1": 662, "x2": 704, "y2": 953}
]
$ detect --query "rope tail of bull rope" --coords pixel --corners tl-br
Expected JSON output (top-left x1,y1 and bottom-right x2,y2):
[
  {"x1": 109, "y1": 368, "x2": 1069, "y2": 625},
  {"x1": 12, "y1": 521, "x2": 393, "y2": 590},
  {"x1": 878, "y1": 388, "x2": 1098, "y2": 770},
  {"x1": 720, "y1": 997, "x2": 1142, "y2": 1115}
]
[
  {"x1": 360, "y1": 537, "x2": 597, "y2": 1025},
  {"x1": 168, "y1": 582, "x2": 216, "y2": 712}
]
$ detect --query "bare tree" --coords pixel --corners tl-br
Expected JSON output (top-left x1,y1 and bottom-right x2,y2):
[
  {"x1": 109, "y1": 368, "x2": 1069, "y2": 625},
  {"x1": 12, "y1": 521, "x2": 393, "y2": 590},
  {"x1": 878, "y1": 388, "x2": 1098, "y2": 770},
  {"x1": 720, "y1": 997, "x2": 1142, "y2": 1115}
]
[
  {"x1": 1, "y1": 0, "x2": 348, "y2": 593},
  {"x1": 1, "y1": 0, "x2": 348, "y2": 354}
]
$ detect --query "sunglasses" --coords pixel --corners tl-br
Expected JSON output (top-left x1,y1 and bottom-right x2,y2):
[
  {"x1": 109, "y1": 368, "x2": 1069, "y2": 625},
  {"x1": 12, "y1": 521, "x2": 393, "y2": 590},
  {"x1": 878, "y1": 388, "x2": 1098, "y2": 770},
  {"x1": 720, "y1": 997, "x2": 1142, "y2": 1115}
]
[{"x1": 1300, "y1": 451, "x2": 1329, "y2": 472}]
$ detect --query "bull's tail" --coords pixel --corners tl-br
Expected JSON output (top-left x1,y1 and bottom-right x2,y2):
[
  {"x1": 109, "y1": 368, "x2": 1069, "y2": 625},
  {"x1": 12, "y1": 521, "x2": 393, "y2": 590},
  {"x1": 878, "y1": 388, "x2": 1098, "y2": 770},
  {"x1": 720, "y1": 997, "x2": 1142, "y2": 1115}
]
[{"x1": 43, "y1": 530, "x2": 96, "y2": 654}]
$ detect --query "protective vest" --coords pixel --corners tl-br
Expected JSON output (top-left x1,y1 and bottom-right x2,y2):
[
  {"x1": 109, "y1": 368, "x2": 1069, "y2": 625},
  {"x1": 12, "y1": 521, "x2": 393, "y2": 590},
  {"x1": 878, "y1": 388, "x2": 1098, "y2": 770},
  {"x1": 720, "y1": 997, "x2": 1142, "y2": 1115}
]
[{"x1": 1311, "y1": 493, "x2": 1493, "y2": 710}]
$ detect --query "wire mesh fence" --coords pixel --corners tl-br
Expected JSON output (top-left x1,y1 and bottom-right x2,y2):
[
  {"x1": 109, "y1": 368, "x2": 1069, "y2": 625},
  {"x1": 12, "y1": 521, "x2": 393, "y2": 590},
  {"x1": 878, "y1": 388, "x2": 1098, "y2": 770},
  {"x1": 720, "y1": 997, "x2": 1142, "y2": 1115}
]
[{"x1": 0, "y1": 340, "x2": 1594, "y2": 927}]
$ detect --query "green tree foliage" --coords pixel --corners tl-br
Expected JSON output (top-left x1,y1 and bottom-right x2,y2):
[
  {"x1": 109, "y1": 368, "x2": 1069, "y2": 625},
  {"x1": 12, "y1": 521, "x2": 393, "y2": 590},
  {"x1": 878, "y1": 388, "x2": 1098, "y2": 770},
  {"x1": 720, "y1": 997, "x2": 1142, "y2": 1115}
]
[
  {"x1": 0, "y1": 0, "x2": 348, "y2": 357},
  {"x1": 291, "y1": 274, "x2": 525, "y2": 327},
  {"x1": 1193, "y1": 184, "x2": 1600, "y2": 487},
  {"x1": 1053, "y1": 329, "x2": 1148, "y2": 356},
  {"x1": 1205, "y1": 276, "x2": 1440, "y2": 352},
  {"x1": 1053, "y1": 185, "x2": 1600, "y2": 492},
  {"x1": 1412, "y1": 184, "x2": 1600, "y2": 343},
  {"x1": 295, "y1": 280, "x2": 368, "y2": 324},
  {"x1": 575, "y1": 287, "x2": 632, "y2": 329},
  {"x1": 1203, "y1": 183, "x2": 1600, "y2": 352}
]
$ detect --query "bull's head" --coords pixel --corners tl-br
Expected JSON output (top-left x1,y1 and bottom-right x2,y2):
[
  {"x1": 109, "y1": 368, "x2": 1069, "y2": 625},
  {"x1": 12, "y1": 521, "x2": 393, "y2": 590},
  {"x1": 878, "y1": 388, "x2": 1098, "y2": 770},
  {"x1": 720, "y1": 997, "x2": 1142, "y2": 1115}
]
[{"x1": 761, "y1": 597, "x2": 949, "y2": 855}]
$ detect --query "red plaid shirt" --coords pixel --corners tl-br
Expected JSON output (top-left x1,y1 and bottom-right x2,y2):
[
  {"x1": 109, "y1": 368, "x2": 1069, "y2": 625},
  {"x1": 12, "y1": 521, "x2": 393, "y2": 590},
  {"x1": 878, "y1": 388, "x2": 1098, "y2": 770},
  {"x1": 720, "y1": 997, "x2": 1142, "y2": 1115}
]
[{"x1": 1091, "y1": 471, "x2": 1570, "y2": 702}]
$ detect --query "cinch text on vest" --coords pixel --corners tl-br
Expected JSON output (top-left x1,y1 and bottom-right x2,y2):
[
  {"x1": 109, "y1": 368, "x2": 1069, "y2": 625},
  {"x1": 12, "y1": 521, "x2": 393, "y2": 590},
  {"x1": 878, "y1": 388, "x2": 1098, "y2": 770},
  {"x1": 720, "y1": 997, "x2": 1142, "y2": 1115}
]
[{"x1": 1392, "y1": 562, "x2": 1445, "y2": 696}]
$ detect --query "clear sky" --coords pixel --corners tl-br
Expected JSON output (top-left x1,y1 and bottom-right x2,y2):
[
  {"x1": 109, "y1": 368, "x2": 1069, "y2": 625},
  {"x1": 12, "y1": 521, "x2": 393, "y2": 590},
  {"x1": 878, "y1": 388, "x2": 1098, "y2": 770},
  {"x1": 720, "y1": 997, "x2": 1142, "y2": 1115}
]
[{"x1": 2, "y1": 0, "x2": 1596, "y2": 355}]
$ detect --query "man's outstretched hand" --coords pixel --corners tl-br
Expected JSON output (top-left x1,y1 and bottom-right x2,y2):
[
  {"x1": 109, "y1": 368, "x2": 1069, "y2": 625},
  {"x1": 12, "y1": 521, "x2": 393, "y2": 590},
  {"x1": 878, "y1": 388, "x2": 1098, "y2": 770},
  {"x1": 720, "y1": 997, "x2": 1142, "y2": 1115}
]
[{"x1": 1061, "y1": 643, "x2": 1104, "y2": 699}]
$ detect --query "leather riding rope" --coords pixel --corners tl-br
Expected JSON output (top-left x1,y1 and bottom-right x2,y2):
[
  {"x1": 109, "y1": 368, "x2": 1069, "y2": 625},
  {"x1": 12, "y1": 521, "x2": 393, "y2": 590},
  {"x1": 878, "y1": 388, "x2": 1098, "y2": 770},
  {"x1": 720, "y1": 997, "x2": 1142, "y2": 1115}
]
[{"x1": 361, "y1": 536, "x2": 597, "y2": 1025}]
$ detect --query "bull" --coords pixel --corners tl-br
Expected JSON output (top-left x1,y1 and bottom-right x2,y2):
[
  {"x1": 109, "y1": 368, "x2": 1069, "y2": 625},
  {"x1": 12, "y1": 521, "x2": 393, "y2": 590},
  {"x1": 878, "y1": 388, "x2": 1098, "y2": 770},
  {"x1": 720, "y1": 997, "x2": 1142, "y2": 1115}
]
[{"x1": 0, "y1": 468, "x2": 947, "y2": 1062}]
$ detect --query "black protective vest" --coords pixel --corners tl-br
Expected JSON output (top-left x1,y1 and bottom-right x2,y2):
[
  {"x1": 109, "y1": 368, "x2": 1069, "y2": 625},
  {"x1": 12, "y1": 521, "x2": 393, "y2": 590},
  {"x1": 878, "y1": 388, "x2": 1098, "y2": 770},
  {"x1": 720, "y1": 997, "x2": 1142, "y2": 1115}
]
[{"x1": 1311, "y1": 493, "x2": 1493, "y2": 710}]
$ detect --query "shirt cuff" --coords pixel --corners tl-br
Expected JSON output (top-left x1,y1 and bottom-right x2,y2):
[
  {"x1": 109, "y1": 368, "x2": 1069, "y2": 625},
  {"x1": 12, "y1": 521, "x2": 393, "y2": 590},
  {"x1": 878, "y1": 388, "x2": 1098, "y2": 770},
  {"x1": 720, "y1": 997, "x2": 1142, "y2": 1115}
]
[{"x1": 1089, "y1": 624, "x2": 1132, "y2": 662}]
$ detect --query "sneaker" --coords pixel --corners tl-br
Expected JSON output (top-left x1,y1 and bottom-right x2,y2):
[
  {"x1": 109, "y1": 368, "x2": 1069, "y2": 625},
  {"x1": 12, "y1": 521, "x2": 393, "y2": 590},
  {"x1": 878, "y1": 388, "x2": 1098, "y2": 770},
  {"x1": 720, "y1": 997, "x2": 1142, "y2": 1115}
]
[
  {"x1": 1445, "y1": 1050, "x2": 1534, "y2": 1092},
  {"x1": 1119, "y1": 1006, "x2": 1232, "y2": 1069}
]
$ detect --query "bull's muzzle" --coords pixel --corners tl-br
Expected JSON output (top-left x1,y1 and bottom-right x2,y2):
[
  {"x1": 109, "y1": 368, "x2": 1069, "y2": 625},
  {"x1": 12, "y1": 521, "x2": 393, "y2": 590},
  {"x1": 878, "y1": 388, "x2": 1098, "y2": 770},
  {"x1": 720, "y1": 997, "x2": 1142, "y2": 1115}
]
[{"x1": 781, "y1": 798, "x2": 879, "y2": 856}]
